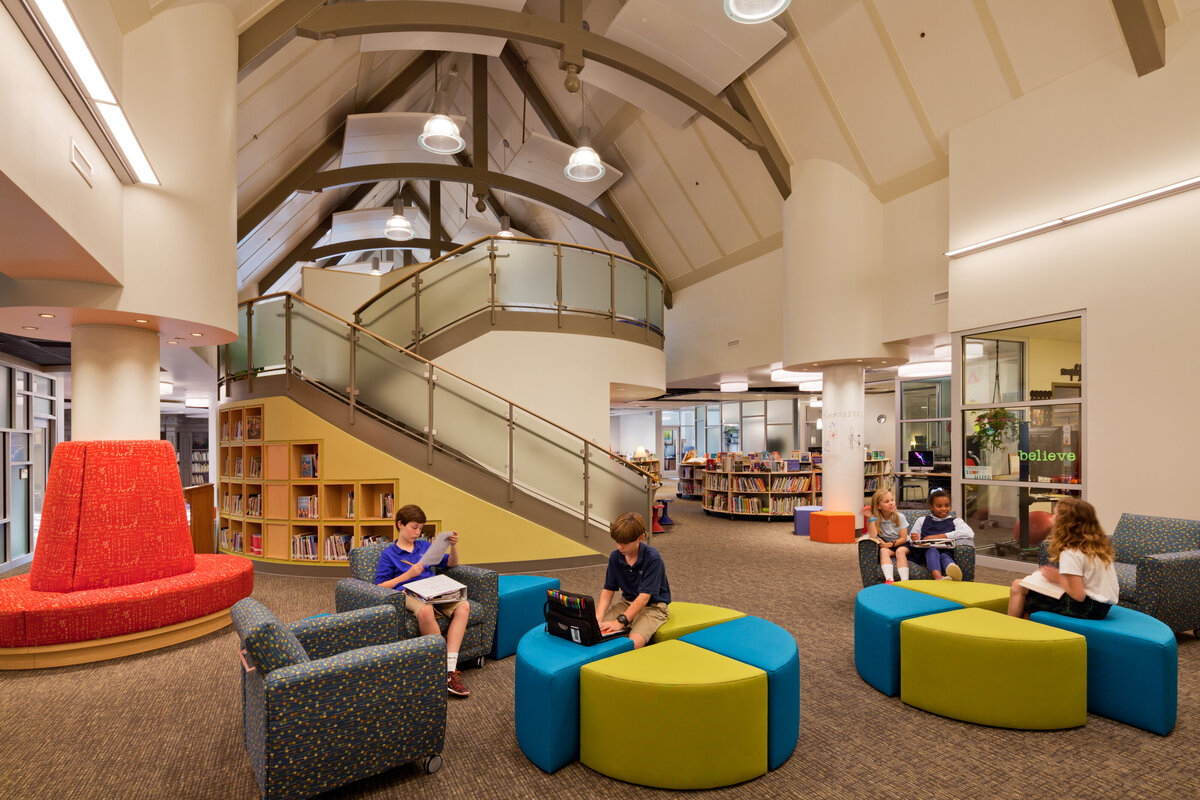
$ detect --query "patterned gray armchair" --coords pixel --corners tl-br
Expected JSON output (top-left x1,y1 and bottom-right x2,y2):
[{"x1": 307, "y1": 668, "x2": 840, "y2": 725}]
[
  {"x1": 334, "y1": 540, "x2": 498, "y2": 666},
  {"x1": 857, "y1": 510, "x2": 977, "y2": 587},
  {"x1": 1039, "y1": 512, "x2": 1200, "y2": 635},
  {"x1": 232, "y1": 599, "x2": 446, "y2": 800}
]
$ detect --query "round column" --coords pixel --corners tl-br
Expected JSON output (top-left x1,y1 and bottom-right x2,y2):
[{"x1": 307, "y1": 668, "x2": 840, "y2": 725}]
[
  {"x1": 821, "y1": 365, "x2": 866, "y2": 522},
  {"x1": 71, "y1": 325, "x2": 161, "y2": 440}
]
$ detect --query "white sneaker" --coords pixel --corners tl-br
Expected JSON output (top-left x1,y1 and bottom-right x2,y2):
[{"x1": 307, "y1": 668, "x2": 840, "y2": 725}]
[
  {"x1": 938, "y1": 575, "x2": 952, "y2": 580},
  {"x1": 946, "y1": 562, "x2": 962, "y2": 581}
]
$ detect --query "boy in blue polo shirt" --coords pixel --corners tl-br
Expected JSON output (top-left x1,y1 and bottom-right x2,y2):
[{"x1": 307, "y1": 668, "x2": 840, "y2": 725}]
[{"x1": 595, "y1": 511, "x2": 671, "y2": 648}]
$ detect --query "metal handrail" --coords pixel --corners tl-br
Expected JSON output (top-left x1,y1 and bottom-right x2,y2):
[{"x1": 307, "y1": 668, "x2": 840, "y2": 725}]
[
  {"x1": 351, "y1": 236, "x2": 666, "y2": 351},
  {"x1": 219, "y1": 292, "x2": 657, "y2": 532}
]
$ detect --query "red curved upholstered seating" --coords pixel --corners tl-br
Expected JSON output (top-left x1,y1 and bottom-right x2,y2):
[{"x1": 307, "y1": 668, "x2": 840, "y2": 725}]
[{"x1": 0, "y1": 440, "x2": 253, "y2": 664}]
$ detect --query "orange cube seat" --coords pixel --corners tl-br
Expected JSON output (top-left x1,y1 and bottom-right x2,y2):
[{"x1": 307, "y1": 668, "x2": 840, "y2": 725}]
[{"x1": 810, "y1": 511, "x2": 856, "y2": 544}]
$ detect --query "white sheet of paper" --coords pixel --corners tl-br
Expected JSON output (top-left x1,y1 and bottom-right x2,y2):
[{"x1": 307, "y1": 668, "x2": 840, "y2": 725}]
[{"x1": 418, "y1": 531, "x2": 454, "y2": 566}]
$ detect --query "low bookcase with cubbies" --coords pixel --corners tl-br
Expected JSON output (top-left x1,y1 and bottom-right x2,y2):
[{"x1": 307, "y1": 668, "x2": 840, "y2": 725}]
[
  {"x1": 701, "y1": 453, "x2": 822, "y2": 520},
  {"x1": 217, "y1": 405, "x2": 399, "y2": 572}
]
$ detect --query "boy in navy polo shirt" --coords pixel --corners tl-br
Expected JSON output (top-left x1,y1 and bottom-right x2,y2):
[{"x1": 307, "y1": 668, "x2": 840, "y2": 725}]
[
  {"x1": 375, "y1": 504, "x2": 472, "y2": 697},
  {"x1": 595, "y1": 511, "x2": 671, "y2": 648}
]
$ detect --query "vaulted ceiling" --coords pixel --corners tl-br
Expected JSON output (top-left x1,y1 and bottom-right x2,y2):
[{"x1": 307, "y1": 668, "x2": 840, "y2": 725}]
[{"x1": 160, "y1": 1, "x2": 1187, "y2": 298}]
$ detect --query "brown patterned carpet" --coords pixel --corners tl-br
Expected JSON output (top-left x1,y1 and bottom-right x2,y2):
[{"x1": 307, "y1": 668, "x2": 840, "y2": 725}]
[{"x1": 2, "y1": 498, "x2": 1197, "y2": 799}]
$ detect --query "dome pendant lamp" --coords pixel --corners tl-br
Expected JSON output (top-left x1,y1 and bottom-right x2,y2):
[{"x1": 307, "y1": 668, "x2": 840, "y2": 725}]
[
  {"x1": 724, "y1": 0, "x2": 791, "y2": 24},
  {"x1": 383, "y1": 198, "x2": 414, "y2": 241},
  {"x1": 418, "y1": 57, "x2": 465, "y2": 155},
  {"x1": 564, "y1": 84, "x2": 605, "y2": 183},
  {"x1": 497, "y1": 215, "x2": 515, "y2": 238}
]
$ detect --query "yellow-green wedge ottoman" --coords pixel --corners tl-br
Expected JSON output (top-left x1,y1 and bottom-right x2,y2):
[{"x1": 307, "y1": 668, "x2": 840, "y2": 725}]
[
  {"x1": 895, "y1": 580, "x2": 1011, "y2": 613},
  {"x1": 580, "y1": 639, "x2": 768, "y2": 789},
  {"x1": 900, "y1": 608, "x2": 1087, "y2": 729},
  {"x1": 650, "y1": 602, "x2": 744, "y2": 643}
]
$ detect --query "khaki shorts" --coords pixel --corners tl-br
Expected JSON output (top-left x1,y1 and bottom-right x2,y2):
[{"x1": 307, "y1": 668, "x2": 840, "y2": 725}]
[
  {"x1": 405, "y1": 593, "x2": 468, "y2": 618},
  {"x1": 604, "y1": 597, "x2": 669, "y2": 642}
]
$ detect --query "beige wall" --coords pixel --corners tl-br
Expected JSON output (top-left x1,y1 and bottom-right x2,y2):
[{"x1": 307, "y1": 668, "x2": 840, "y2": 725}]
[
  {"x1": 302, "y1": 267, "x2": 387, "y2": 322},
  {"x1": 949, "y1": 17, "x2": 1200, "y2": 529},
  {"x1": 882, "y1": 179, "x2": 950, "y2": 344}
]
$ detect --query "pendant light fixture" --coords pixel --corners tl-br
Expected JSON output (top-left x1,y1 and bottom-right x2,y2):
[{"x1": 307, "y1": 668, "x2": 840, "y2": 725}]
[
  {"x1": 496, "y1": 215, "x2": 515, "y2": 238},
  {"x1": 383, "y1": 198, "x2": 414, "y2": 241},
  {"x1": 418, "y1": 56, "x2": 465, "y2": 155},
  {"x1": 724, "y1": 0, "x2": 791, "y2": 24},
  {"x1": 369, "y1": 255, "x2": 382, "y2": 276},
  {"x1": 564, "y1": 82, "x2": 605, "y2": 183}
]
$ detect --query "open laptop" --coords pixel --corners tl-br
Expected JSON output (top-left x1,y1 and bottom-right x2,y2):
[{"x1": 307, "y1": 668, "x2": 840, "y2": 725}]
[{"x1": 544, "y1": 589, "x2": 629, "y2": 646}]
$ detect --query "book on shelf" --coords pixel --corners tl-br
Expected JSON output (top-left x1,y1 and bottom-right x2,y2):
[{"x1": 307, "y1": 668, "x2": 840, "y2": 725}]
[
  {"x1": 299, "y1": 453, "x2": 318, "y2": 479},
  {"x1": 404, "y1": 574, "x2": 467, "y2": 604},
  {"x1": 249, "y1": 531, "x2": 263, "y2": 556},
  {"x1": 246, "y1": 493, "x2": 262, "y2": 517},
  {"x1": 291, "y1": 532, "x2": 319, "y2": 560},
  {"x1": 379, "y1": 491, "x2": 395, "y2": 518},
  {"x1": 245, "y1": 416, "x2": 262, "y2": 440},
  {"x1": 247, "y1": 457, "x2": 262, "y2": 479},
  {"x1": 233, "y1": 421, "x2": 243, "y2": 440},
  {"x1": 1018, "y1": 570, "x2": 1066, "y2": 599},
  {"x1": 346, "y1": 490, "x2": 355, "y2": 519},
  {"x1": 323, "y1": 533, "x2": 354, "y2": 561},
  {"x1": 233, "y1": 457, "x2": 243, "y2": 477},
  {"x1": 362, "y1": 534, "x2": 390, "y2": 546},
  {"x1": 296, "y1": 495, "x2": 319, "y2": 519}
]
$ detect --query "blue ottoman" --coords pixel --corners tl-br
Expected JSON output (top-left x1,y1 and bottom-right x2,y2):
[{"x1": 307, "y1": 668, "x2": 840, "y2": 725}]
[
  {"x1": 490, "y1": 575, "x2": 561, "y2": 660},
  {"x1": 793, "y1": 505, "x2": 822, "y2": 536},
  {"x1": 681, "y1": 616, "x2": 800, "y2": 770},
  {"x1": 1032, "y1": 605, "x2": 1177, "y2": 735},
  {"x1": 854, "y1": 584, "x2": 962, "y2": 696},
  {"x1": 515, "y1": 628, "x2": 635, "y2": 772}
]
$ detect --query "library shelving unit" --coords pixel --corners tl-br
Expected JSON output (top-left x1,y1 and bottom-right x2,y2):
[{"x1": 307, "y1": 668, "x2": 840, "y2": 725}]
[
  {"x1": 629, "y1": 455, "x2": 661, "y2": 482},
  {"x1": 701, "y1": 453, "x2": 821, "y2": 520},
  {"x1": 864, "y1": 453, "x2": 893, "y2": 498},
  {"x1": 676, "y1": 463, "x2": 705, "y2": 499},
  {"x1": 217, "y1": 404, "x2": 399, "y2": 573}
]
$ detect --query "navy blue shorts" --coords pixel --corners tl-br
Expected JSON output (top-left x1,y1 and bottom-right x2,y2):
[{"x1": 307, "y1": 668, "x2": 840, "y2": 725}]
[{"x1": 1024, "y1": 591, "x2": 1111, "y2": 620}]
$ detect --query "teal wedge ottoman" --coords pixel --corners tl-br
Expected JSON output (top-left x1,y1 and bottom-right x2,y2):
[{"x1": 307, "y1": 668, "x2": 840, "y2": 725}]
[
  {"x1": 855, "y1": 583, "x2": 962, "y2": 697},
  {"x1": 681, "y1": 616, "x2": 800, "y2": 770},
  {"x1": 514, "y1": 627, "x2": 634, "y2": 773},
  {"x1": 490, "y1": 574, "x2": 560, "y2": 660},
  {"x1": 1032, "y1": 605, "x2": 1177, "y2": 735}
]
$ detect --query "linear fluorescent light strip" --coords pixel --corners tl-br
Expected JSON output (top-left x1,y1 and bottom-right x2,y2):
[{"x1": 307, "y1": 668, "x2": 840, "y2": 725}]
[
  {"x1": 33, "y1": 0, "x2": 159, "y2": 185},
  {"x1": 946, "y1": 175, "x2": 1200, "y2": 258}
]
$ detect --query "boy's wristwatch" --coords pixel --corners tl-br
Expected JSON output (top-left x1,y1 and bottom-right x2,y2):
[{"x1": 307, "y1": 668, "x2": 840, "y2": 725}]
[{"x1": 617, "y1": 614, "x2": 629, "y2": 627}]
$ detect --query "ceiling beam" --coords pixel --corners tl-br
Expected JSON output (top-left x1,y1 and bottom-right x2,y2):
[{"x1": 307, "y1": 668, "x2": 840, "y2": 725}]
[
  {"x1": 238, "y1": 51, "x2": 439, "y2": 243},
  {"x1": 307, "y1": 237, "x2": 459, "y2": 261},
  {"x1": 256, "y1": 184, "x2": 375, "y2": 293},
  {"x1": 724, "y1": 78, "x2": 791, "y2": 198},
  {"x1": 499, "y1": 44, "x2": 670, "y2": 306},
  {"x1": 294, "y1": 2, "x2": 763, "y2": 149},
  {"x1": 300, "y1": 163, "x2": 621, "y2": 237},
  {"x1": 237, "y1": 0, "x2": 326, "y2": 81},
  {"x1": 1111, "y1": 0, "x2": 1166, "y2": 76}
]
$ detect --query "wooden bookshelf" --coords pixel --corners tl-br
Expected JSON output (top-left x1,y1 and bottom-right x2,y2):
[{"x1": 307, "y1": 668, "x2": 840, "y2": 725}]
[
  {"x1": 701, "y1": 452, "x2": 821, "y2": 519},
  {"x1": 629, "y1": 455, "x2": 661, "y2": 481},
  {"x1": 864, "y1": 456, "x2": 893, "y2": 498},
  {"x1": 676, "y1": 463, "x2": 705, "y2": 499},
  {"x1": 216, "y1": 404, "x2": 402, "y2": 571}
]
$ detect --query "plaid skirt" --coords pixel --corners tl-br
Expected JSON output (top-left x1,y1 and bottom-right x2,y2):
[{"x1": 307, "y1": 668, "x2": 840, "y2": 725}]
[{"x1": 1024, "y1": 591, "x2": 1112, "y2": 620}]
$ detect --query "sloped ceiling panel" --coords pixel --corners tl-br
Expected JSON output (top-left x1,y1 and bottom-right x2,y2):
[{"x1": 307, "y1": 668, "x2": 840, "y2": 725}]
[
  {"x1": 331, "y1": 208, "x2": 394, "y2": 242},
  {"x1": 502, "y1": 131, "x2": 622, "y2": 206},
  {"x1": 341, "y1": 112, "x2": 468, "y2": 169},
  {"x1": 577, "y1": 61, "x2": 696, "y2": 128},
  {"x1": 987, "y1": 0, "x2": 1124, "y2": 94}
]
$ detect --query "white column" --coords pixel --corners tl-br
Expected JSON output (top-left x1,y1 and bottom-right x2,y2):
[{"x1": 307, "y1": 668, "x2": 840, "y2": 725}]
[
  {"x1": 71, "y1": 325, "x2": 161, "y2": 440},
  {"x1": 821, "y1": 364, "x2": 866, "y2": 523}
]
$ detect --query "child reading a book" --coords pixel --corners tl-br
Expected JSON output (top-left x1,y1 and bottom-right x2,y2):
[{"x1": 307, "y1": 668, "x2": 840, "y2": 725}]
[
  {"x1": 1006, "y1": 497, "x2": 1119, "y2": 620},
  {"x1": 375, "y1": 504, "x2": 472, "y2": 697},
  {"x1": 909, "y1": 489, "x2": 974, "y2": 581},
  {"x1": 864, "y1": 489, "x2": 910, "y2": 584},
  {"x1": 595, "y1": 512, "x2": 671, "y2": 649}
]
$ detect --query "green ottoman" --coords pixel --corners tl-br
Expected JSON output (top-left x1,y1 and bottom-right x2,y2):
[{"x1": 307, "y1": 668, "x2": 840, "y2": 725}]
[
  {"x1": 896, "y1": 580, "x2": 1010, "y2": 613},
  {"x1": 580, "y1": 640, "x2": 767, "y2": 789},
  {"x1": 650, "y1": 602, "x2": 744, "y2": 643},
  {"x1": 901, "y1": 608, "x2": 1087, "y2": 729}
]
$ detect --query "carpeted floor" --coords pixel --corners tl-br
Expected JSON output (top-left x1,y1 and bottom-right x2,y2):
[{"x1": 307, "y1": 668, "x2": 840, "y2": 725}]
[{"x1": 2, "y1": 499, "x2": 1197, "y2": 799}]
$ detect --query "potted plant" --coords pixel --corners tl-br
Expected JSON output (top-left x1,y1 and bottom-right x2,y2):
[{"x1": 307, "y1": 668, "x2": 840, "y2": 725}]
[{"x1": 974, "y1": 408, "x2": 1019, "y2": 454}]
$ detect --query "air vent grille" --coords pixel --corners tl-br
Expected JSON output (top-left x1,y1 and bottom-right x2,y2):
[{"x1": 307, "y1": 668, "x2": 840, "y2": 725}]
[{"x1": 932, "y1": 290, "x2": 949, "y2": 304}]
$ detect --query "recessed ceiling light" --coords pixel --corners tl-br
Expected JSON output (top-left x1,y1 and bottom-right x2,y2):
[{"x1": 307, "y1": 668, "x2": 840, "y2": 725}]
[
  {"x1": 167, "y1": 340, "x2": 178, "y2": 345},
  {"x1": 38, "y1": 313, "x2": 55, "y2": 318},
  {"x1": 190, "y1": 332, "x2": 202, "y2": 337},
  {"x1": 135, "y1": 318, "x2": 149, "y2": 324},
  {"x1": 22, "y1": 326, "x2": 37, "y2": 331}
]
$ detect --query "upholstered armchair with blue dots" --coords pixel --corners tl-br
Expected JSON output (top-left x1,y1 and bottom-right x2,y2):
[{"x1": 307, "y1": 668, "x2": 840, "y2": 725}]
[
  {"x1": 857, "y1": 510, "x2": 977, "y2": 587},
  {"x1": 232, "y1": 599, "x2": 446, "y2": 800},
  {"x1": 333, "y1": 540, "x2": 498, "y2": 666},
  {"x1": 1041, "y1": 513, "x2": 1200, "y2": 635}
]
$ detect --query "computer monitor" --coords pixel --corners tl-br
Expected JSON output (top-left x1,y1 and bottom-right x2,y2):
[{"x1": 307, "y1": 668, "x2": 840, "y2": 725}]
[{"x1": 907, "y1": 449, "x2": 934, "y2": 470}]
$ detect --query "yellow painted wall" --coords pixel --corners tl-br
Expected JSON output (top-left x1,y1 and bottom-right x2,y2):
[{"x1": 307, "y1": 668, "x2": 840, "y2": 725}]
[{"x1": 226, "y1": 396, "x2": 600, "y2": 564}]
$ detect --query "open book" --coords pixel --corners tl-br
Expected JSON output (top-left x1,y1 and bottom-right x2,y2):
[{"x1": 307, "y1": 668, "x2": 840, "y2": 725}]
[
  {"x1": 404, "y1": 574, "x2": 467, "y2": 604},
  {"x1": 908, "y1": 538, "x2": 955, "y2": 549},
  {"x1": 1019, "y1": 570, "x2": 1066, "y2": 599}
]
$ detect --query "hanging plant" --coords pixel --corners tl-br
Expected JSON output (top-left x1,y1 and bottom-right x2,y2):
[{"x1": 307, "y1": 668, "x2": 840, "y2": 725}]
[{"x1": 974, "y1": 408, "x2": 1019, "y2": 453}]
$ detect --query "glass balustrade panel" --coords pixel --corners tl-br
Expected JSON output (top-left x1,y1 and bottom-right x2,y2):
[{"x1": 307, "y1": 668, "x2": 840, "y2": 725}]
[
  {"x1": 354, "y1": 333, "x2": 432, "y2": 436},
  {"x1": 511, "y1": 410, "x2": 586, "y2": 516},
  {"x1": 289, "y1": 302, "x2": 352, "y2": 398},
  {"x1": 249, "y1": 296, "x2": 286, "y2": 372},
  {"x1": 494, "y1": 240, "x2": 558, "y2": 311},
  {"x1": 429, "y1": 367, "x2": 511, "y2": 477},
  {"x1": 419, "y1": 250, "x2": 492, "y2": 339},
  {"x1": 228, "y1": 307, "x2": 249, "y2": 375},
  {"x1": 587, "y1": 449, "x2": 652, "y2": 530},
  {"x1": 647, "y1": 271, "x2": 664, "y2": 332},
  {"x1": 613, "y1": 258, "x2": 646, "y2": 327},
  {"x1": 560, "y1": 248, "x2": 610, "y2": 317},
  {"x1": 359, "y1": 286, "x2": 417, "y2": 350}
]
